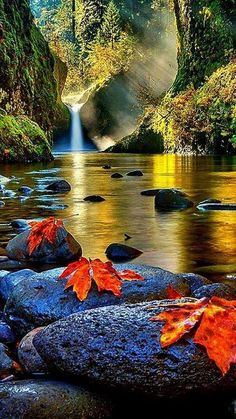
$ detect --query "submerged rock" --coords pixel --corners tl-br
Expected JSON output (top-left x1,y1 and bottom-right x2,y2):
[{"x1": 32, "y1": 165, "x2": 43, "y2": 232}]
[
  {"x1": 46, "y1": 180, "x2": 71, "y2": 193},
  {"x1": 18, "y1": 328, "x2": 49, "y2": 375},
  {"x1": 6, "y1": 226, "x2": 82, "y2": 265},
  {"x1": 126, "y1": 170, "x2": 143, "y2": 177},
  {"x1": 197, "y1": 203, "x2": 236, "y2": 211},
  {"x1": 0, "y1": 380, "x2": 113, "y2": 419},
  {"x1": 111, "y1": 173, "x2": 123, "y2": 178},
  {"x1": 4, "y1": 264, "x2": 206, "y2": 337},
  {"x1": 84, "y1": 195, "x2": 105, "y2": 202},
  {"x1": 102, "y1": 165, "x2": 111, "y2": 169},
  {"x1": 105, "y1": 243, "x2": 143, "y2": 262},
  {"x1": 155, "y1": 189, "x2": 194, "y2": 210},
  {"x1": 34, "y1": 301, "x2": 236, "y2": 397}
]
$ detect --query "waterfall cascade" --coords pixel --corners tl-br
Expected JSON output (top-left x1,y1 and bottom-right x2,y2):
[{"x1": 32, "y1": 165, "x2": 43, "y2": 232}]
[{"x1": 69, "y1": 104, "x2": 84, "y2": 151}]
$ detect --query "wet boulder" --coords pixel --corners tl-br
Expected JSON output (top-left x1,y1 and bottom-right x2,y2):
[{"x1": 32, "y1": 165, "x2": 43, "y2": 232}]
[
  {"x1": 6, "y1": 226, "x2": 82, "y2": 265},
  {"x1": 111, "y1": 173, "x2": 123, "y2": 178},
  {"x1": 34, "y1": 301, "x2": 236, "y2": 398},
  {"x1": 4, "y1": 264, "x2": 207, "y2": 337},
  {"x1": 175, "y1": 273, "x2": 210, "y2": 293},
  {"x1": 0, "y1": 322, "x2": 15, "y2": 344},
  {"x1": 141, "y1": 188, "x2": 187, "y2": 197},
  {"x1": 0, "y1": 343, "x2": 13, "y2": 377},
  {"x1": 155, "y1": 189, "x2": 194, "y2": 210},
  {"x1": 126, "y1": 170, "x2": 143, "y2": 177},
  {"x1": 10, "y1": 219, "x2": 30, "y2": 230},
  {"x1": 0, "y1": 201, "x2": 5, "y2": 207},
  {"x1": 46, "y1": 180, "x2": 71, "y2": 193},
  {"x1": 193, "y1": 283, "x2": 236, "y2": 300},
  {"x1": 0, "y1": 269, "x2": 35, "y2": 301},
  {"x1": 18, "y1": 328, "x2": 49, "y2": 374},
  {"x1": 105, "y1": 243, "x2": 143, "y2": 262},
  {"x1": 0, "y1": 380, "x2": 113, "y2": 419},
  {"x1": 84, "y1": 195, "x2": 105, "y2": 202},
  {"x1": 18, "y1": 186, "x2": 33, "y2": 194}
]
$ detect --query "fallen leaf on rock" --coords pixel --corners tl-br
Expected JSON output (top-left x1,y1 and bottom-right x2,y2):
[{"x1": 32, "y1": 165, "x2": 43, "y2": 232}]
[
  {"x1": 28, "y1": 217, "x2": 64, "y2": 255},
  {"x1": 59, "y1": 257, "x2": 144, "y2": 301},
  {"x1": 150, "y1": 296, "x2": 236, "y2": 375},
  {"x1": 166, "y1": 285, "x2": 184, "y2": 299}
]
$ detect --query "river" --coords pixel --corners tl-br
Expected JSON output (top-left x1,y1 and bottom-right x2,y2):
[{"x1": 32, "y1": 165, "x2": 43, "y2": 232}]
[{"x1": 0, "y1": 153, "x2": 235, "y2": 285}]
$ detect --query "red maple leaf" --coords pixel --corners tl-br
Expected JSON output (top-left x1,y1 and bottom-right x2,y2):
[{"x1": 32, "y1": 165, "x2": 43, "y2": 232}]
[
  {"x1": 166, "y1": 284, "x2": 184, "y2": 299},
  {"x1": 150, "y1": 297, "x2": 236, "y2": 375},
  {"x1": 59, "y1": 257, "x2": 144, "y2": 301},
  {"x1": 27, "y1": 217, "x2": 64, "y2": 255}
]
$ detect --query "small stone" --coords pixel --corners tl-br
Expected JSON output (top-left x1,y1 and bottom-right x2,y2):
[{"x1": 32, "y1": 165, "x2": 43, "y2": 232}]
[
  {"x1": 0, "y1": 201, "x2": 5, "y2": 208},
  {"x1": 18, "y1": 186, "x2": 33, "y2": 194},
  {"x1": 111, "y1": 173, "x2": 123, "y2": 178},
  {"x1": 102, "y1": 165, "x2": 111, "y2": 169},
  {"x1": 197, "y1": 203, "x2": 236, "y2": 211},
  {"x1": 46, "y1": 179, "x2": 71, "y2": 192},
  {"x1": 105, "y1": 243, "x2": 143, "y2": 262},
  {"x1": 126, "y1": 170, "x2": 143, "y2": 177},
  {"x1": 84, "y1": 195, "x2": 105, "y2": 202}
]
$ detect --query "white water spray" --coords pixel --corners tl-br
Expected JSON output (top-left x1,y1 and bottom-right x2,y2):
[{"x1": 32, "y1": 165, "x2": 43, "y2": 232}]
[{"x1": 69, "y1": 104, "x2": 84, "y2": 151}]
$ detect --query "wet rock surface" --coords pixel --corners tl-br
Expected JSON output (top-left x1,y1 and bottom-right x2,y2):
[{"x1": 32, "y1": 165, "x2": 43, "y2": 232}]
[
  {"x1": 6, "y1": 226, "x2": 82, "y2": 264},
  {"x1": 126, "y1": 170, "x2": 143, "y2": 177},
  {"x1": 18, "y1": 328, "x2": 49, "y2": 374},
  {"x1": 111, "y1": 173, "x2": 123, "y2": 178},
  {"x1": 34, "y1": 301, "x2": 236, "y2": 397},
  {"x1": 0, "y1": 379, "x2": 113, "y2": 419},
  {"x1": 46, "y1": 180, "x2": 71, "y2": 193},
  {"x1": 10, "y1": 219, "x2": 30, "y2": 230},
  {"x1": 105, "y1": 243, "x2": 143, "y2": 262},
  {"x1": 0, "y1": 269, "x2": 35, "y2": 301},
  {"x1": 84, "y1": 195, "x2": 105, "y2": 202},
  {"x1": 4, "y1": 264, "x2": 204, "y2": 337},
  {"x1": 0, "y1": 322, "x2": 15, "y2": 344},
  {"x1": 155, "y1": 189, "x2": 194, "y2": 210},
  {"x1": 0, "y1": 343, "x2": 13, "y2": 376},
  {"x1": 141, "y1": 188, "x2": 187, "y2": 197},
  {"x1": 193, "y1": 283, "x2": 236, "y2": 300}
]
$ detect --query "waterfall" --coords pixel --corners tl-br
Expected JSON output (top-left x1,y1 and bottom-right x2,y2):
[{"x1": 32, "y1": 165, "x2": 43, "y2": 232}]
[{"x1": 69, "y1": 104, "x2": 84, "y2": 151}]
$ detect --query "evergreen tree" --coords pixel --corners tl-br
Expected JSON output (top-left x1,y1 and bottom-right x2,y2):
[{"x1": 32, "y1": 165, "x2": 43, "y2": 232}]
[
  {"x1": 79, "y1": 0, "x2": 106, "y2": 51},
  {"x1": 101, "y1": 1, "x2": 121, "y2": 48}
]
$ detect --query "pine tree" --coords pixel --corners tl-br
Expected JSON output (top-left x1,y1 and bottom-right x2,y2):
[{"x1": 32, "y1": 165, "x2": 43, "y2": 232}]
[
  {"x1": 79, "y1": 0, "x2": 106, "y2": 51},
  {"x1": 101, "y1": 1, "x2": 121, "y2": 48}
]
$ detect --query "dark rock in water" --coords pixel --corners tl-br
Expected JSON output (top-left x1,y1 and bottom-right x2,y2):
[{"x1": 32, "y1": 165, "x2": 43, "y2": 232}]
[
  {"x1": 84, "y1": 195, "x2": 105, "y2": 202},
  {"x1": 0, "y1": 379, "x2": 113, "y2": 419},
  {"x1": 124, "y1": 233, "x2": 132, "y2": 241},
  {"x1": 198, "y1": 198, "x2": 222, "y2": 205},
  {"x1": 193, "y1": 283, "x2": 236, "y2": 300},
  {"x1": 0, "y1": 269, "x2": 35, "y2": 301},
  {"x1": 141, "y1": 188, "x2": 187, "y2": 197},
  {"x1": 3, "y1": 190, "x2": 16, "y2": 197},
  {"x1": 18, "y1": 186, "x2": 33, "y2": 194},
  {"x1": 102, "y1": 165, "x2": 111, "y2": 169},
  {"x1": 0, "y1": 322, "x2": 15, "y2": 344},
  {"x1": 111, "y1": 173, "x2": 123, "y2": 178},
  {"x1": 0, "y1": 258, "x2": 28, "y2": 271},
  {"x1": 34, "y1": 301, "x2": 236, "y2": 397},
  {"x1": 10, "y1": 219, "x2": 30, "y2": 230},
  {"x1": 0, "y1": 201, "x2": 5, "y2": 208},
  {"x1": 4, "y1": 264, "x2": 206, "y2": 337},
  {"x1": 197, "y1": 203, "x2": 236, "y2": 211},
  {"x1": 176, "y1": 273, "x2": 211, "y2": 293},
  {"x1": 46, "y1": 180, "x2": 71, "y2": 193},
  {"x1": 18, "y1": 328, "x2": 49, "y2": 374},
  {"x1": 126, "y1": 170, "x2": 143, "y2": 177},
  {"x1": 0, "y1": 343, "x2": 13, "y2": 376},
  {"x1": 155, "y1": 189, "x2": 194, "y2": 210},
  {"x1": 6, "y1": 226, "x2": 82, "y2": 265},
  {"x1": 105, "y1": 243, "x2": 143, "y2": 262}
]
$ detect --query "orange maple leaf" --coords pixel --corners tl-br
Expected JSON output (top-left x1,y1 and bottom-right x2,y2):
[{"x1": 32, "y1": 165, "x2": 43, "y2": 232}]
[
  {"x1": 59, "y1": 257, "x2": 144, "y2": 302},
  {"x1": 27, "y1": 217, "x2": 64, "y2": 255},
  {"x1": 166, "y1": 284, "x2": 184, "y2": 299},
  {"x1": 150, "y1": 297, "x2": 236, "y2": 375}
]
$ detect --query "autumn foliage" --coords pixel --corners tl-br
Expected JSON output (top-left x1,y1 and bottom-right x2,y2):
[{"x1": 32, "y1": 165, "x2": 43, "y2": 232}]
[
  {"x1": 28, "y1": 217, "x2": 63, "y2": 255},
  {"x1": 59, "y1": 257, "x2": 144, "y2": 301},
  {"x1": 166, "y1": 285, "x2": 184, "y2": 300},
  {"x1": 150, "y1": 297, "x2": 236, "y2": 375}
]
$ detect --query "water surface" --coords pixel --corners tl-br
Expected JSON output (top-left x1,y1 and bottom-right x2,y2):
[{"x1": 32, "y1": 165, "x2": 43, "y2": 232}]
[{"x1": 0, "y1": 153, "x2": 235, "y2": 284}]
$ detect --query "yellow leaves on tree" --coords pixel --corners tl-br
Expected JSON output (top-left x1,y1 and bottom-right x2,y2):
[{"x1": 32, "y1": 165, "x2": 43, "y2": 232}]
[
  {"x1": 150, "y1": 297, "x2": 236, "y2": 375},
  {"x1": 59, "y1": 257, "x2": 144, "y2": 302}
]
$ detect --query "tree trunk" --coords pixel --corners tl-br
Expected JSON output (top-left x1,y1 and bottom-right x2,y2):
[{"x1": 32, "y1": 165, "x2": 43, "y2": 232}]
[{"x1": 172, "y1": 0, "x2": 234, "y2": 93}]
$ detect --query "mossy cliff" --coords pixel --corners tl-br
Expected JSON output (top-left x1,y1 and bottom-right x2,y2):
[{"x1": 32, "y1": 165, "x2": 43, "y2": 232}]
[{"x1": 0, "y1": 0, "x2": 69, "y2": 162}]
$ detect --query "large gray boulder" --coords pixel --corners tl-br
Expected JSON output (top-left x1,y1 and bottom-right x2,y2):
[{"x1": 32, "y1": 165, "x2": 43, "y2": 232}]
[
  {"x1": 0, "y1": 380, "x2": 113, "y2": 419},
  {"x1": 34, "y1": 300, "x2": 236, "y2": 398},
  {"x1": 4, "y1": 265, "x2": 208, "y2": 337},
  {"x1": 6, "y1": 226, "x2": 82, "y2": 264}
]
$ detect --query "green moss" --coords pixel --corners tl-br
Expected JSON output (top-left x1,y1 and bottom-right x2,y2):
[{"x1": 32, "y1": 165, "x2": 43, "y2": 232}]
[
  {"x1": 0, "y1": 115, "x2": 53, "y2": 162},
  {"x1": 153, "y1": 60, "x2": 236, "y2": 154}
]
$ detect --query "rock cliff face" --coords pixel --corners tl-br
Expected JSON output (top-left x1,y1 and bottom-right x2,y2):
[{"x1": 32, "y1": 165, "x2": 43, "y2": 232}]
[{"x1": 0, "y1": 0, "x2": 69, "y2": 162}]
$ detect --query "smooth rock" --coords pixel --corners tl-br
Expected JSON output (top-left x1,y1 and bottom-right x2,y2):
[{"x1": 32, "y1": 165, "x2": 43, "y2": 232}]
[
  {"x1": 0, "y1": 380, "x2": 113, "y2": 419},
  {"x1": 197, "y1": 203, "x2": 236, "y2": 211},
  {"x1": 0, "y1": 269, "x2": 35, "y2": 301},
  {"x1": 0, "y1": 343, "x2": 13, "y2": 376},
  {"x1": 10, "y1": 219, "x2": 30, "y2": 230},
  {"x1": 0, "y1": 201, "x2": 5, "y2": 208},
  {"x1": 4, "y1": 264, "x2": 206, "y2": 337},
  {"x1": 193, "y1": 283, "x2": 236, "y2": 300},
  {"x1": 106, "y1": 243, "x2": 143, "y2": 262},
  {"x1": 84, "y1": 195, "x2": 105, "y2": 202},
  {"x1": 176, "y1": 273, "x2": 211, "y2": 292},
  {"x1": 0, "y1": 259, "x2": 28, "y2": 271},
  {"x1": 34, "y1": 301, "x2": 236, "y2": 397},
  {"x1": 155, "y1": 189, "x2": 194, "y2": 210},
  {"x1": 141, "y1": 188, "x2": 187, "y2": 197},
  {"x1": 46, "y1": 180, "x2": 71, "y2": 192},
  {"x1": 18, "y1": 328, "x2": 49, "y2": 374},
  {"x1": 111, "y1": 173, "x2": 123, "y2": 178},
  {"x1": 6, "y1": 226, "x2": 82, "y2": 264},
  {"x1": 3, "y1": 190, "x2": 16, "y2": 197},
  {"x1": 18, "y1": 186, "x2": 33, "y2": 194},
  {"x1": 126, "y1": 170, "x2": 143, "y2": 177},
  {"x1": 0, "y1": 322, "x2": 15, "y2": 344}
]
